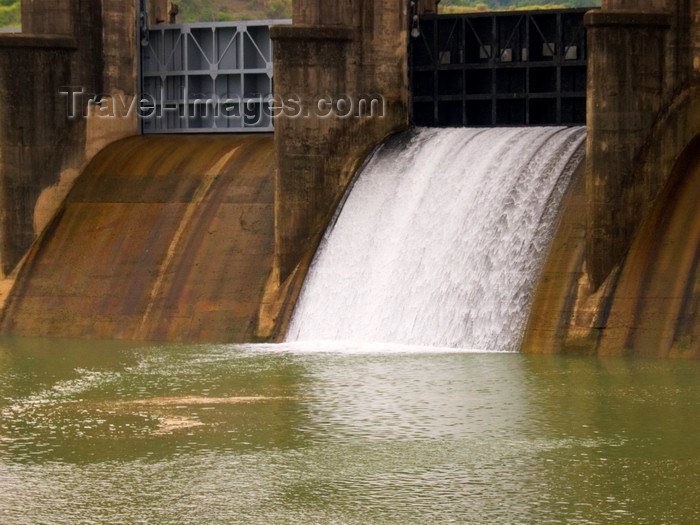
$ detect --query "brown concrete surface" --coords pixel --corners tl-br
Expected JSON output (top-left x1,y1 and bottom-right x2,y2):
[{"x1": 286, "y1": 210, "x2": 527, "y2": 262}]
[
  {"x1": 1, "y1": 134, "x2": 277, "y2": 343},
  {"x1": 521, "y1": 163, "x2": 598, "y2": 355},
  {"x1": 584, "y1": 9, "x2": 671, "y2": 289},
  {"x1": 526, "y1": 1, "x2": 700, "y2": 357},
  {"x1": 524, "y1": 135, "x2": 700, "y2": 358},
  {"x1": 0, "y1": 36, "x2": 75, "y2": 276},
  {"x1": 272, "y1": 0, "x2": 409, "y2": 282},
  {"x1": 598, "y1": 136, "x2": 700, "y2": 358},
  {"x1": 585, "y1": 1, "x2": 698, "y2": 289},
  {"x1": 262, "y1": 0, "x2": 409, "y2": 339},
  {"x1": 0, "y1": 0, "x2": 138, "y2": 280}
]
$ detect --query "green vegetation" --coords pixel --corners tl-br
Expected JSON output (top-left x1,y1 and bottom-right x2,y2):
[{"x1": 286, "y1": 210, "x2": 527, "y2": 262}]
[
  {"x1": 0, "y1": 0, "x2": 599, "y2": 27},
  {"x1": 175, "y1": 0, "x2": 597, "y2": 23},
  {"x1": 177, "y1": 0, "x2": 291, "y2": 23},
  {"x1": 0, "y1": 0, "x2": 20, "y2": 28},
  {"x1": 440, "y1": 0, "x2": 600, "y2": 12},
  {"x1": 176, "y1": 0, "x2": 597, "y2": 22},
  {"x1": 176, "y1": 0, "x2": 598, "y2": 22}
]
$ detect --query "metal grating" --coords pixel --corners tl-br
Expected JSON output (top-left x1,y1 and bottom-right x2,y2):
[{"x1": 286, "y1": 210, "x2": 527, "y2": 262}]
[
  {"x1": 139, "y1": 19, "x2": 290, "y2": 133},
  {"x1": 409, "y1": 9, "x2": 588, "y2": 127}
]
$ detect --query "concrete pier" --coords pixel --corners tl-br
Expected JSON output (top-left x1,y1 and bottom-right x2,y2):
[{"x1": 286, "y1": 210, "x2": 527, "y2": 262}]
[
  {"x1": 585, "y1": 8, "x2": 671, "y2": 290},
  {"x1": 271, "y1": 0, "x2": 409, "y2": 283},
  {"x1": 0, "y1": 0, "x2": 139, "y2": 280},
  {"x1": 523, "y1": 0, "x2": 700, "y2": 358},
  {"x1": 258, "y1": 0, "x2": 409, "y2": 336}
]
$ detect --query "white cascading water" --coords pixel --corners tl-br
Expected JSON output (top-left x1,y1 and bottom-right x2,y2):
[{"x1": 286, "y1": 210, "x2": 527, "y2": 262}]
[{"x1": 287, "y1": 127, "x2": 586, "y2": 351}]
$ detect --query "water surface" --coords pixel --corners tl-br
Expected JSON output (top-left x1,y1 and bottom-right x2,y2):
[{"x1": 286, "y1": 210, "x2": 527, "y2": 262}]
[{"x1": 0, "y1": 338, "x2": 698, "y2": 523}]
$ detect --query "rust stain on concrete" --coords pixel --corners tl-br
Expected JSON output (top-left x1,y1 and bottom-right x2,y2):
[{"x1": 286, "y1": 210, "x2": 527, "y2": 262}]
[
  {"x1": 1, "y1": 134, "x2": 276, "y2": 343},
  {"x1": 599, "y1": 136, "x2": 700, "y2": 358},
  {"x1": 524, "y1": 135, "x2": 700, "y2": 358}
]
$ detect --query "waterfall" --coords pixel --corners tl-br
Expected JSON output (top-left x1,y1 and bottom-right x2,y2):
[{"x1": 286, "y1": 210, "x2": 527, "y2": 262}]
[{"x1": 287, "y1": 127, "x2": 586, "y2": 351}]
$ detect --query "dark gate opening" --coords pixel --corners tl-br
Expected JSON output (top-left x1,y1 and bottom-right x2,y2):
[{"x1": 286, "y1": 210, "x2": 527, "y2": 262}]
[{"x1": 409, "y1": 8, "x2": 588, "y2": 127}]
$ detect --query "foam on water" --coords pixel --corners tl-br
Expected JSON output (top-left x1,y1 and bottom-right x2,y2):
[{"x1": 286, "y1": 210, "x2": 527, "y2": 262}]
[
  {"x1": 287, "y1": 127, "x2": 586, "y2": 351},
  {"x1": 240, "y1": 341, "x2": 490, "y2": 355}
]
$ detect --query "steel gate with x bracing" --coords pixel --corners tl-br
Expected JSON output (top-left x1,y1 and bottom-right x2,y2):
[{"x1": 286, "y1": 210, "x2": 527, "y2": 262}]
[{"x1": 139, "y1": 17, "x2": 290, "y2": 133}]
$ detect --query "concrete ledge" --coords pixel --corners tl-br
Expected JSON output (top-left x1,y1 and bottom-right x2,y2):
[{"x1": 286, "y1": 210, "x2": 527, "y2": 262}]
[
  {"x1": 0, "y1": 34, "x2": 76, "y2": 49},
  {"x1": 271, "y1": 25, "x2": 354, "y2": 42},
  {"x1": 585, "y1": 10, "x2": 671, "y2": 28}
]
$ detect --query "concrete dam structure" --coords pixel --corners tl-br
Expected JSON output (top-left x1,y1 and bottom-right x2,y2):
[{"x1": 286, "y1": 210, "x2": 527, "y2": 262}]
[
  {"x1": 0, "y1": 0, "x2": 699, "y2": 358},
  {"x1": 1, "y1": 135, "x2": 277, "y2": 341},
  {"x1": 523, "y1": 0, "x2": 700, "y2": 358}
]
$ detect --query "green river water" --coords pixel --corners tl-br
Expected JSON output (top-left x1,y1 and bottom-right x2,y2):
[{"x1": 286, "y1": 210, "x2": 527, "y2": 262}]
[{"x1": 0, "y1": 337, "x2": 698, "y2": 523}]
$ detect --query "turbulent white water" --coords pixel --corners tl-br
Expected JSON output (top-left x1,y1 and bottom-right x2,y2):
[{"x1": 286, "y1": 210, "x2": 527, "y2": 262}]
[{"x1": 287, "y1": 127, "x2": 586, "y2": 351}]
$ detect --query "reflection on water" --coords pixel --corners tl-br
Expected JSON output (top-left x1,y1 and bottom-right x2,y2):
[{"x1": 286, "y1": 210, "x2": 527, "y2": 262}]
[{"x1": 0, "y1": 338, "x2": 699, "y2": 523}]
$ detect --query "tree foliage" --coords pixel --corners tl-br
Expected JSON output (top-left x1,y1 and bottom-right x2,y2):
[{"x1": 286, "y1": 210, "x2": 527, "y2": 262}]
[
  {"x1": 440, "y1": 0, "x2": 600, "y2": 9},
  {"x1": 177, "y1": 0, "x2": 291, "y2": 23},
  {"x1": 0, "y1": 0, "x2": 20, "y2": 28},
  {"x1": 0, "y1": 0, "x2": 599, "y2": 29}
]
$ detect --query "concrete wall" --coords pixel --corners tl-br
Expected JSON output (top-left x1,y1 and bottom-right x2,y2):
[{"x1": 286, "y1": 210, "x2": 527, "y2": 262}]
[
  {"x1": 524, "y1": 2, "x2": 700, "y2": 358},
  {"x1": 585, "y1": 1, "x2": 697, "y2": 289},
  {"x1": 597, "y1": 136, "x2": 700, "y2": 358},
  {"x1": 260, "y1": 0, "x2": 409, "y2": 337},
  {"x1": 0, "y1": 36, "x2": 74, "y2": 278},
  {"x1": 2, "y1": 135, "x2": 276, "y2": 342},
  {"x1": 0, "y1": 1, "x2": 282, "y2": 343},
  {"x1": 0, "y1": 0, "x2": 138, "y2": 300},
  {"x1": 584, "y1": 10, "x2": 671, "y2": 289},
  {"x1": 524, "y1": 117, "x2": 700, "y2": 358}
]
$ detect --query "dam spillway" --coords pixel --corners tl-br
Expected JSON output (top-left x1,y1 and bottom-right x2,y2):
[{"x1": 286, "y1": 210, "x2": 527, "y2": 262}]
[
  {"x1": 1, "y1": 127, "x2": 587, "y2": 348},
  {"x1": 1, "y1": 134, "x2": 276, "y2": 342},
  {"x1": 288, "y1": 127, "x2": 586, "y2": 351}
]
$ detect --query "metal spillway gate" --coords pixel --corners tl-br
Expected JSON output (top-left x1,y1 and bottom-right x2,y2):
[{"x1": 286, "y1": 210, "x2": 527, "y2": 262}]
[
  {"x1": 139, "y1": 18, "x2": 290, "y2": 134},
  {"x1": 138, "y1": 8, "x2": 588, "y2": 132},
  {"x1": 409, "y1": 8, "x2": 588, "y2": 127}
]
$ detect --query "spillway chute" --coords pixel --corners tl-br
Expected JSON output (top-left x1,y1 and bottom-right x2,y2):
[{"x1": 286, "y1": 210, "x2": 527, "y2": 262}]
[{"x1": 287, "y1": 127, "x2": 586, "y2": 351}]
